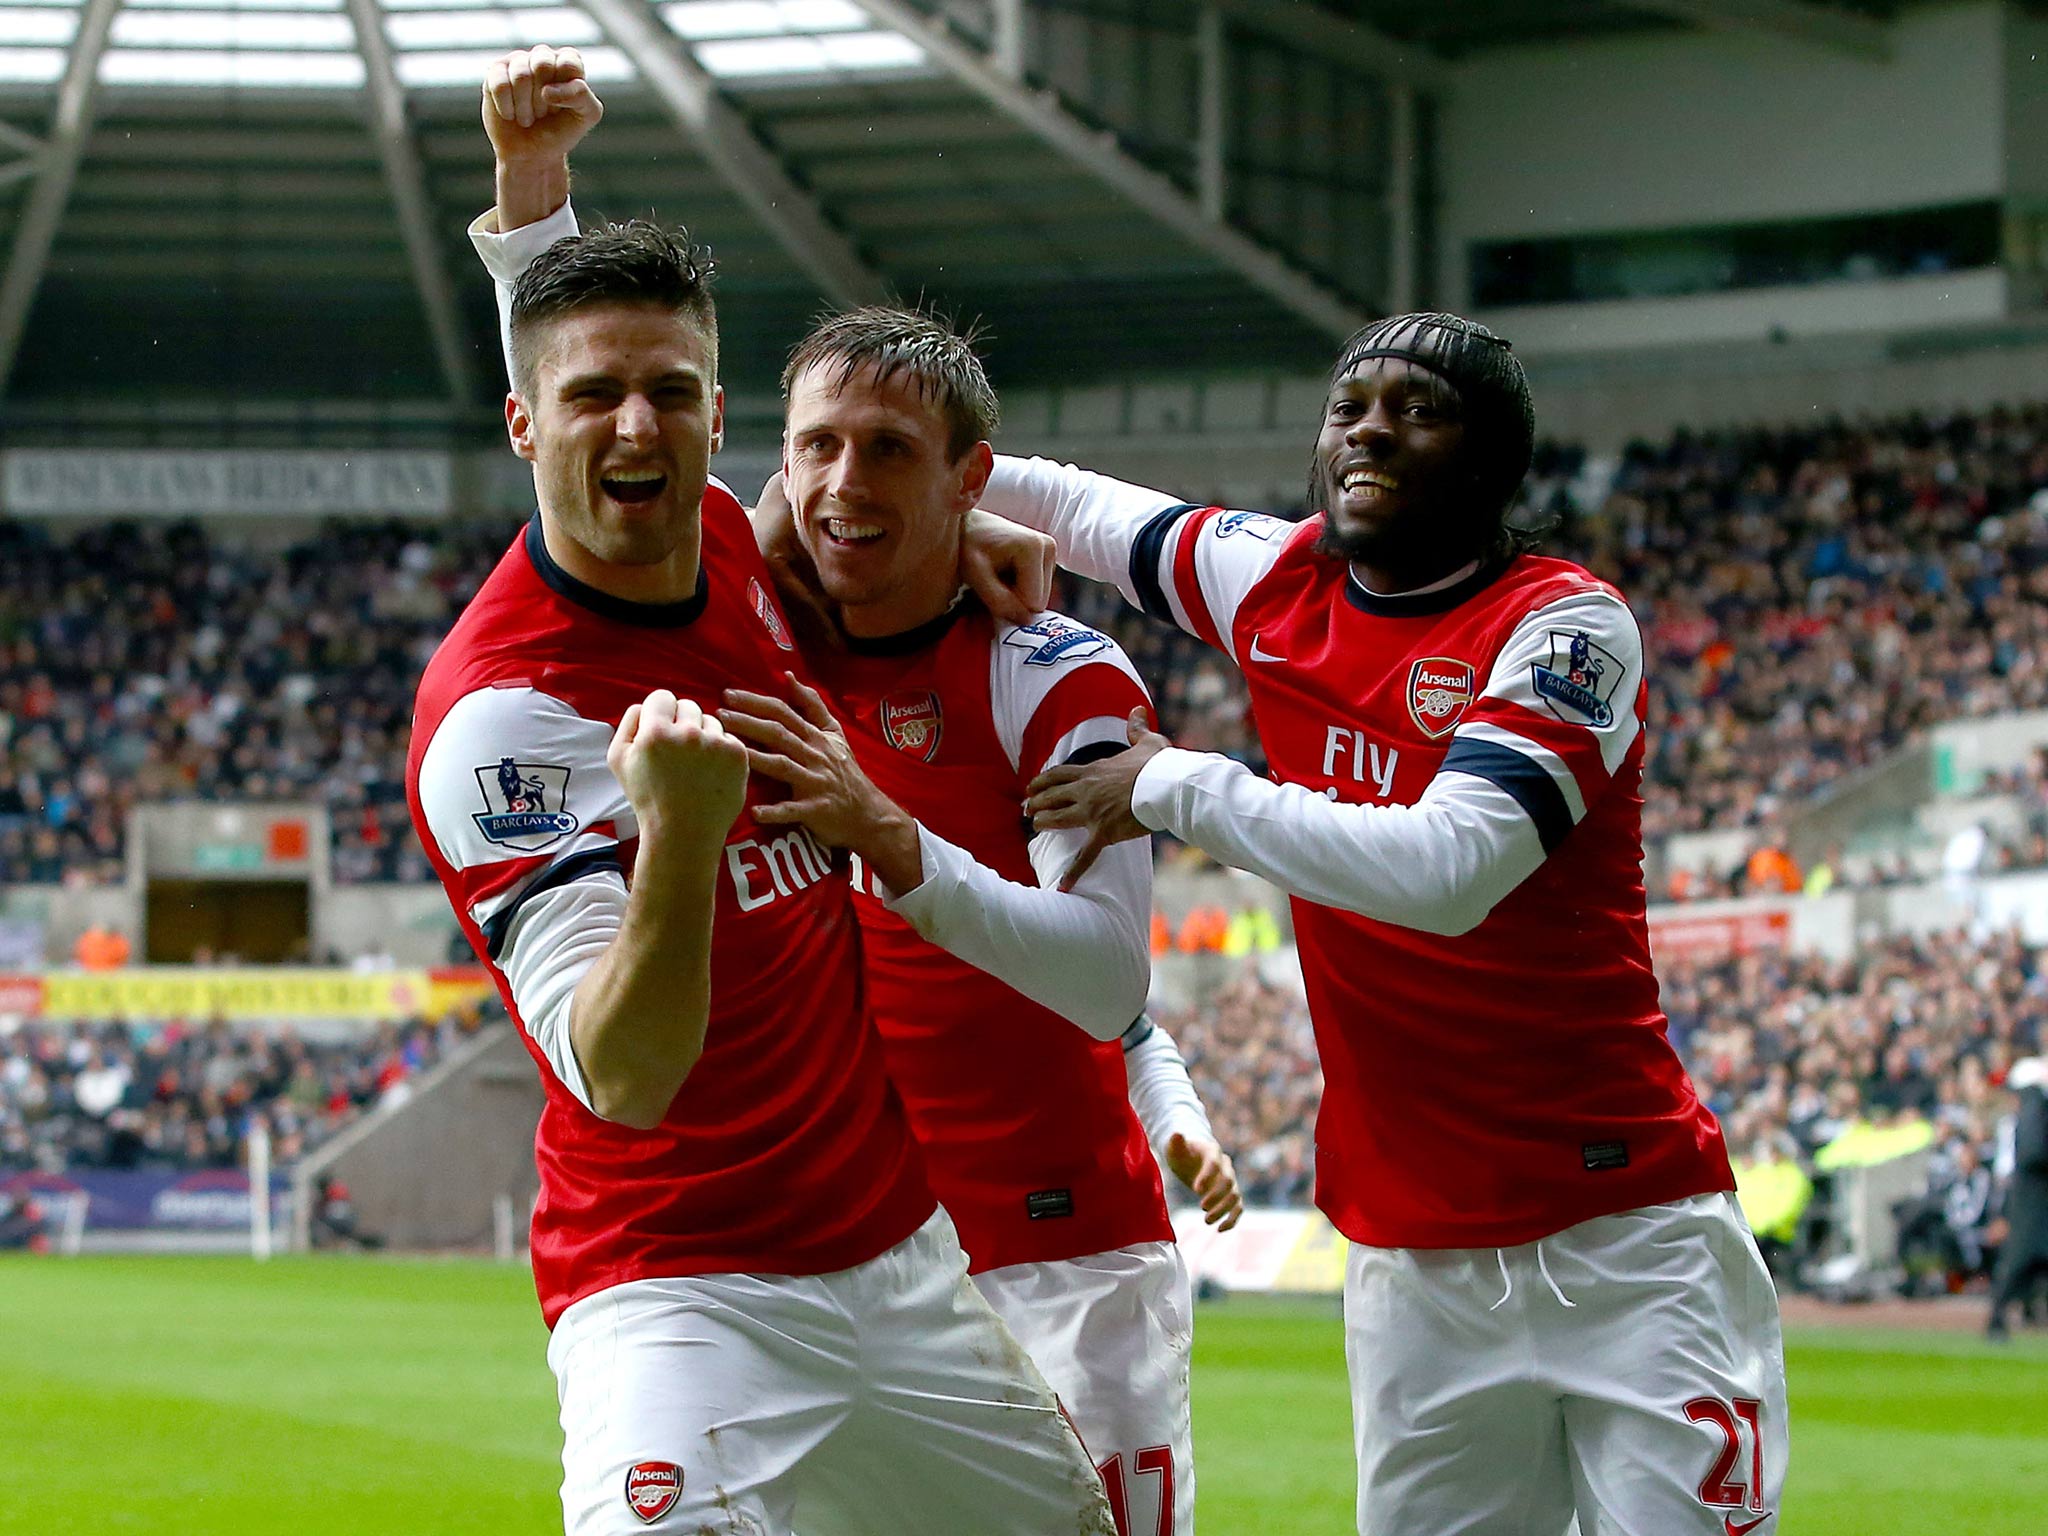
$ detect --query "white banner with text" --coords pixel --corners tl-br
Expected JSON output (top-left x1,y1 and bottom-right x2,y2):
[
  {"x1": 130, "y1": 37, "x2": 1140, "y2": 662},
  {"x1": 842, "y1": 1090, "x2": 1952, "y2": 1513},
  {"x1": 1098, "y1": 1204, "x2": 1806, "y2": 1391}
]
[{"x1": 2, "y1": 449, "x2": 452, "y2": 517}]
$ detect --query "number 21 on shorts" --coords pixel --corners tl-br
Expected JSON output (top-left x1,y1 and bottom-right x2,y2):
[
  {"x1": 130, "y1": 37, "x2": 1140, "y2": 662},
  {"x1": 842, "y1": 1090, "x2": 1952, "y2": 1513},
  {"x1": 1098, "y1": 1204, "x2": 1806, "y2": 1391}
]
[{"x1": 1685, "y1": 1396, "x2": 1769, "y2": 1530}]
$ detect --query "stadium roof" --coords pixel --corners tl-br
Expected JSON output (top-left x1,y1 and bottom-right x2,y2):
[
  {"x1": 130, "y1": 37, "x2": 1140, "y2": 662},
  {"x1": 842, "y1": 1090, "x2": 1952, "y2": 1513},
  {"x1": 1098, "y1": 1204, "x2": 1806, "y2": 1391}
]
[{"x1": 0, "y1": 0, "x2": 1920, "y2": 427}]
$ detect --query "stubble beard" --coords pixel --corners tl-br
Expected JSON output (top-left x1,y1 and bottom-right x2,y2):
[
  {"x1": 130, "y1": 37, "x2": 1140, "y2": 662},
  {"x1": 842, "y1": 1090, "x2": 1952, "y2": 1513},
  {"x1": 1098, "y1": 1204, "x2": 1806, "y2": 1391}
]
[
  {"x1": 542, "y1": 454, "x2": 694, "y2": 568},
  {"x1": 1308, "y1": 458, "x2": 1492, "y2": 575}
]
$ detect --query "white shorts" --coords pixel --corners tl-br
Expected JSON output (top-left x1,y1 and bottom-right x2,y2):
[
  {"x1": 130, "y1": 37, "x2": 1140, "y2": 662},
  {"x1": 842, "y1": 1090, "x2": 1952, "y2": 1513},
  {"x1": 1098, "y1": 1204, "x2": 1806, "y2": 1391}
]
[
  {"x1": 1345, "y1": 1192, "x2": 1788, "y2": 1536},
  {"x1": 974, "y1": 1241, "x2": 1195, "y2": 1536},
  {"x1": 547, "y1": 1210, "x2": 1117, "y2": 1536}
]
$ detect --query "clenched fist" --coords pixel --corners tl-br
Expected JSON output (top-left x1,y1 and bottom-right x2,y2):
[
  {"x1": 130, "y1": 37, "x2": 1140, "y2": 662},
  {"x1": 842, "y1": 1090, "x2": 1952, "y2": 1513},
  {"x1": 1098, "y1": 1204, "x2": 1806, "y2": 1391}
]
[
  {"x1": 483, "y1": 45, "x2": 603, "y2": 162},
  {"x1": 608, "y1": 689, "x2": 749, "y2": 851},
  {"x1": 483, "y1": 46, "x2": 603, "y2": 229}
]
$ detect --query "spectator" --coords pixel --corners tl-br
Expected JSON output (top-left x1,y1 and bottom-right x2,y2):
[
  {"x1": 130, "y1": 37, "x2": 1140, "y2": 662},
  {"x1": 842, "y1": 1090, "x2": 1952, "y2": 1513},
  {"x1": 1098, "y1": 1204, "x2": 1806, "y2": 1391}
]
[
  {"x1": 1988, "y1": 1057, "x2": 2048, "y2": 1340},
  {"x1": 1895, "y1": 1136, "x2": 1998, "y2": 1295},
  {"x1": 1732, "y1": 1135, "x2": 1812, "y2": 1278},
  {"x1": 1745, "y1": 837, "x2": 1802, "y2": 896},
  {"x1": 71, "y1": 924, "x2": 130, "y2": 970}
]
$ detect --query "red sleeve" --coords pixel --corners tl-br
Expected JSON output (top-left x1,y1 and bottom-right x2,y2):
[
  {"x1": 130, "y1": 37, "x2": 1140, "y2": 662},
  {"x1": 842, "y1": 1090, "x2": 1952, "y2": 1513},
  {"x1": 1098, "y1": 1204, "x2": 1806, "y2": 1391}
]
[{"x1": 1017, "y1": 663, "x2": 1154, "y2": 780}]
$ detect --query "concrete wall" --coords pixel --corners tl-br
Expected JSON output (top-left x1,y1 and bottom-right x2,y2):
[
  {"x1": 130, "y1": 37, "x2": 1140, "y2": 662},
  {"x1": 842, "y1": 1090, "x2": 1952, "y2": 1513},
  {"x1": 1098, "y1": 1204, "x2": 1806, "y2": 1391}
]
[
  {"x1": 1437, "y1": 2, "x2": 2008, "y2": 304},
  {"x1": 294, "y1": 1024, "x2": 542, "y2": 1251},
  {"x1": 0, "y1": 884, "x2": 139, "y2": 969},
  {"x1": 1644, "y1": 867, "x2": 2048, "y2": 959},
  {"x1": 1483, "y1": 271, "x2": 2011, "y2": 358},
  {"x1": 320, "y1": 885, "x2": 461, "y2": 967},
  {"x1": 1647, "y1": 889, "x2": 1859, "y2": 960},
  {"x1": 1885, "y1": 866, "x2": 2048, "y2": 942},
  {"x1": 1929, "y1": 708, "x2": 2048, "y2": 794}
]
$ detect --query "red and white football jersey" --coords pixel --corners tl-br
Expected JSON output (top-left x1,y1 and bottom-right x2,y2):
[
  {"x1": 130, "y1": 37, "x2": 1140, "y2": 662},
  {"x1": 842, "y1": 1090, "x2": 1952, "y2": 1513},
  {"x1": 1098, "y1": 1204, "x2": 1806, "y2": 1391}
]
[
  {"x1": 1124, "y1": 499, "x2": 1732, "y2": 1247},
  {"x1": 406, "y1": 481, "x2": 933, "y2": 1325},
  {"x1": 811, "y1": 606, "x2": 1175, "y2": 1273}
]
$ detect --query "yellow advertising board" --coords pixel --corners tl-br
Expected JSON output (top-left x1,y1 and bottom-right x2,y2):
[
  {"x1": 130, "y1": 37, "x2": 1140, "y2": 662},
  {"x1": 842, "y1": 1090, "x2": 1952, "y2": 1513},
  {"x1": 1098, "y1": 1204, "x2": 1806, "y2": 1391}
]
[{"x1": 0, "y1": 967, "x2": 493, "y2": 1022}]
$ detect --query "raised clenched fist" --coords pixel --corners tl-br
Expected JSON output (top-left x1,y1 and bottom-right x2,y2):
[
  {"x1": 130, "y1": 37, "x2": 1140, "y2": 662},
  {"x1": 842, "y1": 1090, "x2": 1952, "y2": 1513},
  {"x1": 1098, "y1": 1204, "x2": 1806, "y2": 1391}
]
[
  {"x1": 607, "y1": 689, "x2": 749, "y2": 850},
  {"x1": 482, "y1": 45, "x2": 604, "y2": 168}
]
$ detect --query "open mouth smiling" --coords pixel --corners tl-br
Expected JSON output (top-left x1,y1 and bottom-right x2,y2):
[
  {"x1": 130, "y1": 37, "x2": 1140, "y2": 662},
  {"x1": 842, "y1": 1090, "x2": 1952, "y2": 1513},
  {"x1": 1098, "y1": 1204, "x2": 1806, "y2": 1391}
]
[
  {"x1": 822, "y1": 517, "x2": 886, "y2": 546},
  {"x1": 600, "y1": 469, "x2": 667, "y2": 504}
]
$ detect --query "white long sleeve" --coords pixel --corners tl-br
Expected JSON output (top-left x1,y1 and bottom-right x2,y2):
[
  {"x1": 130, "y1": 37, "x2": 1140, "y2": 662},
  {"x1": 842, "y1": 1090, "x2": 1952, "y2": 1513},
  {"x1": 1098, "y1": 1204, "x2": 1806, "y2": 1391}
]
[
  {"x1": 981, "y1": 456, "x2": 1296, "y2": 662},
  {"x1": 884, "y1": 819, "x2": 1152, "y2": 1042},
  {"x1": 497, "y1": 871, "x2": 626, "y2": 1116},
  {"x1": 468, "y1": 200, "x2": 581, "y2": 384},
  {"x1": 1131, "y1": 747, "x2": 1546, "y2": 937},
  {"x1": 1121, "y1": 1019, "x2": 1214, "y2": 1163},
  {"x1": 980, "y1": 454, "x2": 1189, "y2": 599},
  {"x1": 879, "y1": 617, "x2": 1157, "y2": 1040}
]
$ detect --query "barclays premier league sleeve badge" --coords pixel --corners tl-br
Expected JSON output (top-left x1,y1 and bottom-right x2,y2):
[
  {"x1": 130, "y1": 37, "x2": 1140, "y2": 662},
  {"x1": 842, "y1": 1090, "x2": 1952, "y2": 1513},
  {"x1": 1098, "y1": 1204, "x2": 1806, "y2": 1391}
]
[
  {"x1": 1000, "y1": 616, "x2": 1111, "y2": 667},
  {"x1": 471, "y1": 758, "x2": 580, "y2": 851},
  {"x1": 1531, "y1": 630, "x2": 1624, "y2": 728}
]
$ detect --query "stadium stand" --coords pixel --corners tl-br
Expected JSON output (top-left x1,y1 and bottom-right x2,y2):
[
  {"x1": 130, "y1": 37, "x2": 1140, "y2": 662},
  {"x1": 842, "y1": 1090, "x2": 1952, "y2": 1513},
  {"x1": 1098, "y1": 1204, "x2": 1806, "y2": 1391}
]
[
  {"x1": 0, "y1": 516, "x2": 508, "y2": 886},
  {"x1": 0, "y1": 1008, "x2": 480, "y2": 1175},
  {"x1": 1153, "y1": 970, "x2": 1321, "y2": 1210},
  {"x1": 8, "y1": 408, "x2": 2048, "y2": 892},
  {"x1": 1154, "y1": 926, "x2": 2044, "y2": 1296}
]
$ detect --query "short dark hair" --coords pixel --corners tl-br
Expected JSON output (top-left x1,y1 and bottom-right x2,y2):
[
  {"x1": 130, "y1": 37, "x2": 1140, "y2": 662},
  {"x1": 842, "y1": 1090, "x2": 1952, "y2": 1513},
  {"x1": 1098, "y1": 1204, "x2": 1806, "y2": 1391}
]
[
  {"x1": 781, "y1": 305, "x2": 998, "y2": 461},
  {"x1": 508, "y1": 219, "x2": 718, "y2": 394}
]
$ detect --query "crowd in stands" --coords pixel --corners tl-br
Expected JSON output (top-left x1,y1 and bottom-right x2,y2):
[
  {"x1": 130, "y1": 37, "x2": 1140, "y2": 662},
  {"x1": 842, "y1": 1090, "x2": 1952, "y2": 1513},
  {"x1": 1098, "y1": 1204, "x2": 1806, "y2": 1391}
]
[
  {"x1": 0, "y1": 516, "x2": 507, "y2": 887},
  {"x1": 1980, "y1": 748, "x2": 2048, "y2": 880},
  {"x1": 1633, "y1": 926, "x2": 2041, "y2": 1291},
  {"x1": 1153, "y1": 969, "x2": 1320, "y2": 1208},
  {"x1": 1652, "y1": 746, "x2": 2048, "y2": 906},
  {"x1": 1144, "y1": 925, "x2": 2046, "y2": 1298},
  {"x1": 0, "y1": 1007, "x2": 481, "y2": 1175},
  {"x1": 1554, "y1": 412, "x2": 2048, "y2": 840},
  {"x1": 5, "y1": 408, "x2": 2048, "y2": 889}
]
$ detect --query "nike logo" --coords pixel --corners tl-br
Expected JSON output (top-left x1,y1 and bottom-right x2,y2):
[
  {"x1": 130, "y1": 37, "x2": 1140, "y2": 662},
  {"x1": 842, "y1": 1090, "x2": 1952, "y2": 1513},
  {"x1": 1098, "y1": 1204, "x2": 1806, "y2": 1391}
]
[
  {"x1": 1724, "y1": 1514, "x2": 1769, "y2": 1535},
  {"x1": 1248, "y1": 634, "x2": 1285, "y2": 663}
]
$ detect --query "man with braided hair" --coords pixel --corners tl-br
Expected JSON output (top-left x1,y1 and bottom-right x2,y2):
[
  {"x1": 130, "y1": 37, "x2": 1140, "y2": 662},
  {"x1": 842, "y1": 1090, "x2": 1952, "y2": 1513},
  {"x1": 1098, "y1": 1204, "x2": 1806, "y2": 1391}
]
[{"x1": 997, "y1": 313, "x2": 1789, "y2": 1534}]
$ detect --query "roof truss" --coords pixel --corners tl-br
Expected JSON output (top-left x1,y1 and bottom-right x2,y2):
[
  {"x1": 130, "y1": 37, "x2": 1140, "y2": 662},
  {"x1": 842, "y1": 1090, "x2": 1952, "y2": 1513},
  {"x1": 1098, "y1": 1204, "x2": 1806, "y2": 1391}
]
[
  {"x1": 578, "y1": 0, "x2": 890, "y2": 307},
  {"x1": 0, "y1": 0, "x2": 119, "y2": 396},
  {"x1": 851, "y1": 0, "x2": 1371, "y2": 338},
  {"x1": 1628, "y1": 0, "x2": 1892, "y2": 60},
  {"x1": 343, "y1": 0, "x2": 481, "y2": 404}
]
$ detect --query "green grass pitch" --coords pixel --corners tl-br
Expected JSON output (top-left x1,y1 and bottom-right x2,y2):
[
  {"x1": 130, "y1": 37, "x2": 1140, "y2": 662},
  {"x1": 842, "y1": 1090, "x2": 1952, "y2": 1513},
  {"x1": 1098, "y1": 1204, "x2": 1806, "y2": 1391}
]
[{"x1": 3, "y1": 1256, "x2": 2043, "y2": 1534}]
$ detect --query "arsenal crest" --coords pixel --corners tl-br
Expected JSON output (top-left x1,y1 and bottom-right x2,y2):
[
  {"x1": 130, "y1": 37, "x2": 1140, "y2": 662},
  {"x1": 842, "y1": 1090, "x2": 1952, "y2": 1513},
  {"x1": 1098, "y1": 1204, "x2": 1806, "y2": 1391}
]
[
  {"x1": 880, "y1": 691, "x2": 943, "y2": 762},
  {"x1": 1407, "y1": 657, "x2": 1475, "y2": 740},
  {"x1": 624, "y1": 1461, "x2": 682, "y2": 1524},
  {"x1": 748, "y1": 577, "x2": 795, "y2": 651}
]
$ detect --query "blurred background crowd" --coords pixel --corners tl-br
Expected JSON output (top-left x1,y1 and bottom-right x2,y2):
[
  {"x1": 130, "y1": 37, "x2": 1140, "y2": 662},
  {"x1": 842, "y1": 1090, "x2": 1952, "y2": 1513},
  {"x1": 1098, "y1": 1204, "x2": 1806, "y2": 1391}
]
[
  {"x1": 9, "y1": 409, "x2": 2048, "y2": 891},
  {"x1": 0, "y1": 1008, "x2": 480, "y2": 1177},
  {"x1": 5, "y1": 407, "x2": 2048, "y2": 1300}
]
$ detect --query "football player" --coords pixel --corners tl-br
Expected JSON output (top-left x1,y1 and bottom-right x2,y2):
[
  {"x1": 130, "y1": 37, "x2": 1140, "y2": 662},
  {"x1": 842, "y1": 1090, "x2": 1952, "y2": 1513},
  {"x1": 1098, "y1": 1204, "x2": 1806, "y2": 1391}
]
[
  {"x1": 407, "y1": 50, "x2": 1120, "y2": 1536},
  {"x1": 996, "y1": 316, "x2": 1789, "y2": 1535}
]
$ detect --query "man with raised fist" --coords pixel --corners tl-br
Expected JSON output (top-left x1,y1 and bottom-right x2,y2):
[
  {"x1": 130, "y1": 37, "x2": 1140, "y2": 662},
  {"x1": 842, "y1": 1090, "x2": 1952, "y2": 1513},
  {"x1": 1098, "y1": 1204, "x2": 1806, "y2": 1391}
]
[{"x1": 405, "y1": 46, "x2": 1115, "y2": 1536}]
